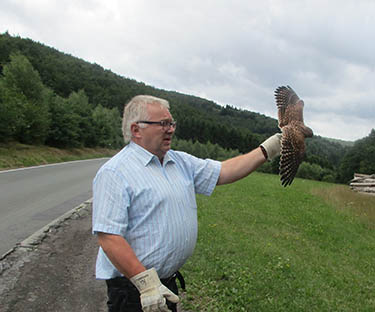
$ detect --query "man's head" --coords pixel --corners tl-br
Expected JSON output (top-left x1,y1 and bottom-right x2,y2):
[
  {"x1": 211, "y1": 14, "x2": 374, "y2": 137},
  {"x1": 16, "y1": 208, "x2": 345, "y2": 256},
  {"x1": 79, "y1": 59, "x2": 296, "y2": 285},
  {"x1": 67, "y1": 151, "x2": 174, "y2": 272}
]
[{"x1": 122, "y1": 95, "x2": 176, "y2": 161}]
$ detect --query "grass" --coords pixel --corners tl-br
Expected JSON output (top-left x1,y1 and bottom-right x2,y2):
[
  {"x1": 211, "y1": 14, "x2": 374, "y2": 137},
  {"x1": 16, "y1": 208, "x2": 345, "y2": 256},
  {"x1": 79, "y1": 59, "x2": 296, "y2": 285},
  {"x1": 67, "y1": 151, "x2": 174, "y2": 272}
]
[
  {"x1": 181, "y1": 173, "x2": 375, "y2": 311},
  {"x1": 0, "y1": 142, "x2": 118, "y2": 170},
  {"x1": 3, "y1": 142, "x2": 374, "y2": 310}
]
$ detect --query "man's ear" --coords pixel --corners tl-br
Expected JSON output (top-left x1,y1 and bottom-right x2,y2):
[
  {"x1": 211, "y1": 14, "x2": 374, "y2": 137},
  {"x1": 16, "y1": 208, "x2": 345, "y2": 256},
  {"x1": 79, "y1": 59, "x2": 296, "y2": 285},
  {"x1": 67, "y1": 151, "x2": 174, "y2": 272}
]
[{"x1": 130, "y1": 122, "x2": 142, "y2": 139}]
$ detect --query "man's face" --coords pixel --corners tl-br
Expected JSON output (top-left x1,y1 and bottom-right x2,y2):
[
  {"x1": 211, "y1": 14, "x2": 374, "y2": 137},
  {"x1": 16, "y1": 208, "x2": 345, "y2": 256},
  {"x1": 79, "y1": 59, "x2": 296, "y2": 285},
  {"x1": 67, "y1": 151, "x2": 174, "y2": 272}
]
[{"x1": 138, "y1": 103, "x2": 175, "y2": 161}]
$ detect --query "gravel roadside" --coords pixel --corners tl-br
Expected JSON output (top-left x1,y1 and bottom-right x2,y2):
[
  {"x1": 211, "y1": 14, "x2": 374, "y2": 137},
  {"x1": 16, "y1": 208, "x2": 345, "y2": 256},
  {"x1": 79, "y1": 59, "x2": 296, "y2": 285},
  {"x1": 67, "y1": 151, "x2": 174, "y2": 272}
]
[{"x1": 0, "y1": 200, "x2": 107, "y2": 312}]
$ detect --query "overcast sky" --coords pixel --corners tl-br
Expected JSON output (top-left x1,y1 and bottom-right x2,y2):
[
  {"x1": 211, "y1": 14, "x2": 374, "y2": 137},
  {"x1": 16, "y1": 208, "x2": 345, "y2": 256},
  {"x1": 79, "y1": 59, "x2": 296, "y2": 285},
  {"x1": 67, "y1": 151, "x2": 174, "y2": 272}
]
[{"x1": 1, "y1": 0, "x2": 374, "y2": 141}]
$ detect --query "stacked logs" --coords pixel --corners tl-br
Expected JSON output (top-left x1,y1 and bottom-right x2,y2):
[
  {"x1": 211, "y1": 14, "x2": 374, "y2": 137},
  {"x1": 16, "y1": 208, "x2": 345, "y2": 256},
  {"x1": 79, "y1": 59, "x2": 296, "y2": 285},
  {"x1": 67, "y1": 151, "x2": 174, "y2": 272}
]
[{"x1": 350, "y1": 173, "x2": 375, "y2": 195}]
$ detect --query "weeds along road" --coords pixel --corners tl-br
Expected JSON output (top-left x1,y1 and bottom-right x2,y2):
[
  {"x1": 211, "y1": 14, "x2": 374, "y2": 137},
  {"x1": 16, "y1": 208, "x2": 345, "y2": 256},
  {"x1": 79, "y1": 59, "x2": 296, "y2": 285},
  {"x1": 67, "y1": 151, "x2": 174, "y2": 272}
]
[{"x1": 0, "y1": 158, "x2": 109, "y2": 257}]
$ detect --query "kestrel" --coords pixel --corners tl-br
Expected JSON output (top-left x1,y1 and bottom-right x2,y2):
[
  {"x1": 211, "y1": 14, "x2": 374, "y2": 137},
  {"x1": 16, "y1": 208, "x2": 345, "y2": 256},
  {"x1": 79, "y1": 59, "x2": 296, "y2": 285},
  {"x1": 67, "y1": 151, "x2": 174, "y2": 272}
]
[{"x1": 275, "y1": 85, "x2": 313, "y2": 187}]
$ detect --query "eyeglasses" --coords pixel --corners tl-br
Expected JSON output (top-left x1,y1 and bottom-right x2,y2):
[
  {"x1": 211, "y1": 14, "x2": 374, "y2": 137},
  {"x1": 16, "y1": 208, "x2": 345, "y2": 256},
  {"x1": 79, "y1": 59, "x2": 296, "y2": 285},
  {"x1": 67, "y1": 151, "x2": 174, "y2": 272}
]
[{"x1": 136, "y1": 120, "x2": 177, "y2": 130}]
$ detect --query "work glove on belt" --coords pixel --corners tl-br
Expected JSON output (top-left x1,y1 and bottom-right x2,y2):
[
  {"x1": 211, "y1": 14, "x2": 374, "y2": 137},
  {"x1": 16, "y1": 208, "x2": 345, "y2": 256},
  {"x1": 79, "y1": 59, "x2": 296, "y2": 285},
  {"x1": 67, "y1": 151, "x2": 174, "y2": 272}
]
[
  {"x1": 130, "y1": 268, "x2": 180, "y2": 312},
  {"x1": 260, "y1": 133, "x2": 282, "y2": 161}
]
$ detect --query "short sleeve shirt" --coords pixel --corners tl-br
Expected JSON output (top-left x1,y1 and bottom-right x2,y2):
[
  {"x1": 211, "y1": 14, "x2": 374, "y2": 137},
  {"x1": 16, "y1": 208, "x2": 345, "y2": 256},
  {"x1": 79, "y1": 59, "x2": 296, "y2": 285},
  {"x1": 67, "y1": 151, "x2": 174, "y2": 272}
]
[{"x1": 92, "y1": 141, "x2": 221, "y2": 279}]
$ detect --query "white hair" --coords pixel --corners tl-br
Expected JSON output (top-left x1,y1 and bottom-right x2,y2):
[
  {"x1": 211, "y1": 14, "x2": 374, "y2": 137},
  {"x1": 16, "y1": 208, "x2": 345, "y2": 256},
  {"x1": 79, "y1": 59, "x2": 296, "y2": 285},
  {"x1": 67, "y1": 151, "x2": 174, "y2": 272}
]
[{"x1": 122, "y1": 95, "x2": 170, "y2": 143}]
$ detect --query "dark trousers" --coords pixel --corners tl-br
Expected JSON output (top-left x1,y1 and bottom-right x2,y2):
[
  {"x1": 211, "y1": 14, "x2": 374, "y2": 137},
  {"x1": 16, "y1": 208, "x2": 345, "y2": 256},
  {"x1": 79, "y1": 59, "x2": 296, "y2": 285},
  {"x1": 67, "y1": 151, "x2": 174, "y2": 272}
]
[{"x1": 106, "y1": 273, "x2": 183, "y2": 312}]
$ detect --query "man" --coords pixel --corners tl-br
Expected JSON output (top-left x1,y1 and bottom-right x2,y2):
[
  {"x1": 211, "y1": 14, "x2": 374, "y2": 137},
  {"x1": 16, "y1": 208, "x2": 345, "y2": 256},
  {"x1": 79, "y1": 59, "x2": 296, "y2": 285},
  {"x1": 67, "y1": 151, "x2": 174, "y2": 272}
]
[{"x1": 92, "y1": 95, "x2": 281, "y2": 312}]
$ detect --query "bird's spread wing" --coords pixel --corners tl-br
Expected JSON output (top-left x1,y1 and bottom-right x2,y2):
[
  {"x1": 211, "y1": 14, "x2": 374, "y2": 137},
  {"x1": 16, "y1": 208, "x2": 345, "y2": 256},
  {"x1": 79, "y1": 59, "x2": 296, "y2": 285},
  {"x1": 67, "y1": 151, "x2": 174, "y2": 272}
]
[
  {"x1": 279, "y1": 125, "x2": 305, "y2": 187},
  {"x1": 275, "y1": 85, "x2": 300, "y2": 109},
  {"x1": 275, "y1": 85, "x2": 304, "y2": 128}
]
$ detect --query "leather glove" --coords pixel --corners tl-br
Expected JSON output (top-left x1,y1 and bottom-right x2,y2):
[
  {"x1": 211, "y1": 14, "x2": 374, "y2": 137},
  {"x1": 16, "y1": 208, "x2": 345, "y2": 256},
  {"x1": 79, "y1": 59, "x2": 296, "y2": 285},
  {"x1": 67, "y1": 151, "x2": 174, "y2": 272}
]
[
  {"x1": 260, "y1": 133, "x2": 282, "y2": 161},
  {"x1": 130, "y1": 268, "x2": 179, "y2": 312}
]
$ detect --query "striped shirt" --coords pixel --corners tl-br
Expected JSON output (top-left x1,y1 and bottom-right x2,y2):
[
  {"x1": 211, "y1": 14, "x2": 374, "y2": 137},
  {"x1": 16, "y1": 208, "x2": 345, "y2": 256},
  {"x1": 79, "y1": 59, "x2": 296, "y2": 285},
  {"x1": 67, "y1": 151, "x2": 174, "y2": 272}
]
[{"x1": 92, "y1": 141, "x2": 221, "y2": 279}]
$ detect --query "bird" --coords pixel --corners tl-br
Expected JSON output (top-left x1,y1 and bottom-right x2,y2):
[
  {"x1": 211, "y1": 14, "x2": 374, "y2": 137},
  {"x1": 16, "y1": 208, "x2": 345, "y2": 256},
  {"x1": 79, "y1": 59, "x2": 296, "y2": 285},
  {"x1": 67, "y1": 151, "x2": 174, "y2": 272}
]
[{"x1": 275, "y1": 85, "x2": 313, "y2": 186}]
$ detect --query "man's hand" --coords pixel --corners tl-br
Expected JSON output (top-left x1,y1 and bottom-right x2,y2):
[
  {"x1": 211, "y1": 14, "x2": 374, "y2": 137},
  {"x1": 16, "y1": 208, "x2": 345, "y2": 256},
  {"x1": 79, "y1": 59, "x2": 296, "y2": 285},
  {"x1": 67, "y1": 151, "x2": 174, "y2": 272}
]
[
  {"x1": 130, "y1": 268, "x2": 179, "y2": 312},
  {"x1": 260, "y1": 133, "x2": 282, "y2": 161}
]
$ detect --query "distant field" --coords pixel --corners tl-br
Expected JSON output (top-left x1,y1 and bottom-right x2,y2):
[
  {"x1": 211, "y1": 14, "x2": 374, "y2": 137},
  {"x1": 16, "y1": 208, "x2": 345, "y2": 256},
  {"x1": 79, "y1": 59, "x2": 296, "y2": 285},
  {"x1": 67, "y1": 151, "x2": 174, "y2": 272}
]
[
  {"x1": 181, "y1": 173, "x2": 375, "y2": 311},
  {"x1": 0, "y1": 142, "x2": 118, "y2": 170}
]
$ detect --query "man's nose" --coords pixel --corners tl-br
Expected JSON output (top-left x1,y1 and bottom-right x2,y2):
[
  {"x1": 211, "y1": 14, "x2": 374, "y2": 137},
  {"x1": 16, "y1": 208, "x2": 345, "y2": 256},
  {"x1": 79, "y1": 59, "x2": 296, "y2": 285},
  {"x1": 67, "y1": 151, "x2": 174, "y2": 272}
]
[{"x1": 166, "y1": 125, "x2": 175, "y2": 133}]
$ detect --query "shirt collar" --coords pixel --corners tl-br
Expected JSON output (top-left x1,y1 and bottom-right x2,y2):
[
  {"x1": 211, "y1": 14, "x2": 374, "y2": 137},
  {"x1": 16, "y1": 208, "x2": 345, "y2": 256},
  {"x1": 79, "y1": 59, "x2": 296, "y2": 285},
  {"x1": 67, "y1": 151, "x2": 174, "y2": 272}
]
[{"x1": 129, "y1": 141, "x2": 175, "y2": 167}]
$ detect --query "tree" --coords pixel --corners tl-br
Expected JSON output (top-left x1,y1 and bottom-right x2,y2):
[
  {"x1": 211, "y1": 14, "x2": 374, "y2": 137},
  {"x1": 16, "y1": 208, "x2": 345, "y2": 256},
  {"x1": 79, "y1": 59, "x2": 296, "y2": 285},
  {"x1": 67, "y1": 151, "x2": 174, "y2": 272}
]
[
  {"x1": 67, "y1": 90, "x2": 96, "y2": 146},
  {"x1": 297, "y1": 162, "x2": 324, "y2": 181},
  {"x1": 92, "y1": 105, "x2": 123, "y2": 148},
  {"x1": 0, "y1": 80, "x2": 25, "y2": 141},
  {"x1": 1, "y1": 52, "x2": 51, "y2": 144},
  {"x1": 337, "y1": 129, "x2": 375, "y2": 183},
  {"x1": 46, "y1": 95, "x2": 81, "y2": 147}
]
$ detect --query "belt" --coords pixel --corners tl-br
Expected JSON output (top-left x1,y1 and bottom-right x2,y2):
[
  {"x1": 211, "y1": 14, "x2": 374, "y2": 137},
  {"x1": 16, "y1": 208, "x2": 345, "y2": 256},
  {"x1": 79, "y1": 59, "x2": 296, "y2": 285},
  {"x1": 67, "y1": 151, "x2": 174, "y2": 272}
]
[
  {"x1": 161, "y1": 271, "x2": 185, "y2": 290},
  {"x1": 107, "y1": 271, "x2": 185, "y2": 290}
]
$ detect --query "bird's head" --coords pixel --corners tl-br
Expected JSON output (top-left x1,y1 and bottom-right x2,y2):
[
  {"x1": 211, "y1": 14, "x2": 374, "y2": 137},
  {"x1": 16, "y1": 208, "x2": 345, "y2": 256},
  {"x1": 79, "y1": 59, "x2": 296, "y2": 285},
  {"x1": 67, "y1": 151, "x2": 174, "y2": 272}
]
[{"x1": 302, "y1": 126, "x2": 314, "y2": 138}]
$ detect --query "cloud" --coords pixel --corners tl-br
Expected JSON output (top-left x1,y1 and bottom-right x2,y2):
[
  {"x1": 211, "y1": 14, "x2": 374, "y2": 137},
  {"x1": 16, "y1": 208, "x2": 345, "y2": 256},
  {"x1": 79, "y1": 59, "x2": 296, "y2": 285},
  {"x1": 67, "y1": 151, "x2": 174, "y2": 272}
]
[{"x1": 1, "y1": 0, "x2": 374, "y2": 141}]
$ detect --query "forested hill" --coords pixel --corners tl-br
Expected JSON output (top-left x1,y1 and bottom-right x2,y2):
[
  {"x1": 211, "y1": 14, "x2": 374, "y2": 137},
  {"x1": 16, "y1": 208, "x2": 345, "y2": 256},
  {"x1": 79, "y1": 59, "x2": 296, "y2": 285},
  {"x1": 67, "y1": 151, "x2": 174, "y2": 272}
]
[
  {"x1": 0, "y1": 33, "x2": 277, "y2": 149},
  {"x1": 1, "y1": 32, "x2": 374, "y2": 184}
]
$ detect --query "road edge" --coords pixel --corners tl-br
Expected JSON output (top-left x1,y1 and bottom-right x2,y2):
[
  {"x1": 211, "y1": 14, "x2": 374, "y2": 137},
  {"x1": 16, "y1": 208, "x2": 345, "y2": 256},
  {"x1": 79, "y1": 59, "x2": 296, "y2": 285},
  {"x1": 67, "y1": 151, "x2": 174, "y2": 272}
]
[{"x1": 0, "y1": 198, "x2": 93, "y2": 261}]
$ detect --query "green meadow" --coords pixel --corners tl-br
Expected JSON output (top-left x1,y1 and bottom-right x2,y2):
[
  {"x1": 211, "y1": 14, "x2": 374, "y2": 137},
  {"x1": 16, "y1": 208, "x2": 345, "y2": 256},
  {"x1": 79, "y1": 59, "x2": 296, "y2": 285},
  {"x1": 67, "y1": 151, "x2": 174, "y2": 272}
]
[{"x1": 181, "y1": 172, "x2": 375, "y2": 311}]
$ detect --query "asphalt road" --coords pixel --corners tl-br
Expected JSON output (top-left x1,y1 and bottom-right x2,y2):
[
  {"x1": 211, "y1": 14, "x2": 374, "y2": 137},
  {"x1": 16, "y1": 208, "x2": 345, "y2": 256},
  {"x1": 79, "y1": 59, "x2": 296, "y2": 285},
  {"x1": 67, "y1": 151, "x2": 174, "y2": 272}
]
[{"x1": 0, "y1": 158, "x2": 109, "y2": 257}]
